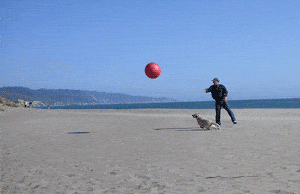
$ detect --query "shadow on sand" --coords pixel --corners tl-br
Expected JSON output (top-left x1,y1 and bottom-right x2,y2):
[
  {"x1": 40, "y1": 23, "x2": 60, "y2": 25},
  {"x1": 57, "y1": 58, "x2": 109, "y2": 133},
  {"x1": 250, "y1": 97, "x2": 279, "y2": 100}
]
[
  {"x1": 67, "y1": 132, "x2": 91, "y2": 134},
  {"x1": 154, "y1": 127, "x2": 208, "y2": 132}
]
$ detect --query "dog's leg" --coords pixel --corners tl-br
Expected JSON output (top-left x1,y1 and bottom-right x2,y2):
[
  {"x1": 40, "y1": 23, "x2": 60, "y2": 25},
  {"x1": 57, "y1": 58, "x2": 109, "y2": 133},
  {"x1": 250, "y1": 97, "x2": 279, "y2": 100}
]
[
  {"x1": 207, "y1": 125, "x2": 214, "y2": 130},
  {"x1": 211, "y1": 123, "x2": 220, "y2": 130}
]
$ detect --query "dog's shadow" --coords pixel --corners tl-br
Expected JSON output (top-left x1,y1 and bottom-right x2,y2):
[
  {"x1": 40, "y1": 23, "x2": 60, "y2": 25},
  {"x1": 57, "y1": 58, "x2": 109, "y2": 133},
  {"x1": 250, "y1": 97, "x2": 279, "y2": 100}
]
[{"x1": 154, "y1": 127, "x2": 209, "y2": 132}]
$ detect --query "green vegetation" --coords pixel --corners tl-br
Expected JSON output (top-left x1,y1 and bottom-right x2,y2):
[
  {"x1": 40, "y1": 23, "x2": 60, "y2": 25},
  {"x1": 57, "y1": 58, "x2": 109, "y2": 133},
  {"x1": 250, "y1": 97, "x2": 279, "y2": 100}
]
[{"x1": 0, "y1": 96, "x2": 20, "y2": 107}]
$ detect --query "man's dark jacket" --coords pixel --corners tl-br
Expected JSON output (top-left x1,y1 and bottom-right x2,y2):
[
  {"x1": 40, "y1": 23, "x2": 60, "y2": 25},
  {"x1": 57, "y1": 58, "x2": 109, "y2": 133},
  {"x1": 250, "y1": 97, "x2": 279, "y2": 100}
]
[{"x1": 206, "y1": 84, "x2": 228, "y2": 102}]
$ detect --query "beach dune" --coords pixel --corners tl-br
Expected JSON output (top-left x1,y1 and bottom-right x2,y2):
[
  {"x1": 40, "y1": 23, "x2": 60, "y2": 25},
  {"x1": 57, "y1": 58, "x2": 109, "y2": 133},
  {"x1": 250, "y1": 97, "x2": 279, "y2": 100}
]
[{"x1": 1, "y1": 108, "x2": 300, "y2": 193}]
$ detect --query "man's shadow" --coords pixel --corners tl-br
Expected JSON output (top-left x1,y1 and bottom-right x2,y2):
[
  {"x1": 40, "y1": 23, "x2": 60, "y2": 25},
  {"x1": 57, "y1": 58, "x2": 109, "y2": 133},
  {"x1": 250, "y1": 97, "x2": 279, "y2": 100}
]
[{"x1": 154, "y1": 127, "x2": 208, "y2": 132}]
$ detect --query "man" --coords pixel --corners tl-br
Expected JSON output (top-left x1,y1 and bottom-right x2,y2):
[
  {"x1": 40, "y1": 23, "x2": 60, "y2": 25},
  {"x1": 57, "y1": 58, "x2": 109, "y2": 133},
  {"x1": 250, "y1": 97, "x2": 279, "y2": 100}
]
[{"x1": 203, "y1": 78, "x2": 237, "y2": 125}]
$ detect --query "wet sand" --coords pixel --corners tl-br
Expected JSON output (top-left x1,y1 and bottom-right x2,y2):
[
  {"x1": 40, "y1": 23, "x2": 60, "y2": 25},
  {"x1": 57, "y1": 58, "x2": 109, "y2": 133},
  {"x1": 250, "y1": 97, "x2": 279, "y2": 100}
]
[{"x1": 1, "y1": 107, "x2": 300, "y2": 193}]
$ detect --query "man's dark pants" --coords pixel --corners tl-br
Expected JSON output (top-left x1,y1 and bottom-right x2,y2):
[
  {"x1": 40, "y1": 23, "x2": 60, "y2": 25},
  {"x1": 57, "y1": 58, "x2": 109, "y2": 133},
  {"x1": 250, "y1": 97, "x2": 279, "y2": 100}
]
[{"x1": 215, "y1": 100, "x2": 236, "y2": 125}]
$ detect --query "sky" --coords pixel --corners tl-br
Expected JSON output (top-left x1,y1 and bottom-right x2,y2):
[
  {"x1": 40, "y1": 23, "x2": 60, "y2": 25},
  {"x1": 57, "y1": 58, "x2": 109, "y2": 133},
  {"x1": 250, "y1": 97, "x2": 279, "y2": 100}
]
[{"x1": 1, "y1": 0, "x2": 300, "y2": 101}]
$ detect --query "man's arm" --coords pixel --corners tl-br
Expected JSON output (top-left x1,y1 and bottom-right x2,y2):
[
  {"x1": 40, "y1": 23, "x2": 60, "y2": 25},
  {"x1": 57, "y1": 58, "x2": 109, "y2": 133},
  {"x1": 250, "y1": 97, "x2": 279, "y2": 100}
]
[
  {"x1": 221, "y1": 85, "x2": 228, "y2": 101},
  {"x1": 223, "y1": 86, "x2": 228, "y2": 97},
  {"x1": 203, "y1": 86, "x2": 212, "y2": 93}
]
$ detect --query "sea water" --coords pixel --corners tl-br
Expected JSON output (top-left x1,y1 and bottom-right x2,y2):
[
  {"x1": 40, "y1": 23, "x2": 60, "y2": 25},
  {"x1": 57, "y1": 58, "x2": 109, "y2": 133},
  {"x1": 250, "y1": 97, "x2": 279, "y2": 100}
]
[{"x1": 47, "y1": 98, "x2": 300, "y2": 109}]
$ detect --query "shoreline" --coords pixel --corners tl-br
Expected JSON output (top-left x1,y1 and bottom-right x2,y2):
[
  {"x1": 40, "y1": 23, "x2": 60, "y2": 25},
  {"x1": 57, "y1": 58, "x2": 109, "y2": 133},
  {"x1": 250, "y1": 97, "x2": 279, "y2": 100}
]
[
  {"x1": 1, "y1": 108, "x2": 300, "y2": 193},
  {"x1": 31, "y1": 98, "x2": 300, "y2": 109}
]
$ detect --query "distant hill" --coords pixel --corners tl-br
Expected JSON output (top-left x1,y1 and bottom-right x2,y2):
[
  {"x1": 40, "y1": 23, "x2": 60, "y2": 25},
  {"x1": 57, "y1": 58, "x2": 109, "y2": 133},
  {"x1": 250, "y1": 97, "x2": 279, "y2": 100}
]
[{"x1": 0, "y1": 87, "x2": 177, "y2": 106}]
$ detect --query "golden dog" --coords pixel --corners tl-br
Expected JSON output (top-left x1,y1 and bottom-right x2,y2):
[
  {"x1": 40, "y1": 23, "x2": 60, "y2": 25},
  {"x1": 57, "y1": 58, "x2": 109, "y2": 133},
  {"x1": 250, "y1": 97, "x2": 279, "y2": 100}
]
[{"x1": 192, "y1": 113, "x2": 220, "y2": 130}]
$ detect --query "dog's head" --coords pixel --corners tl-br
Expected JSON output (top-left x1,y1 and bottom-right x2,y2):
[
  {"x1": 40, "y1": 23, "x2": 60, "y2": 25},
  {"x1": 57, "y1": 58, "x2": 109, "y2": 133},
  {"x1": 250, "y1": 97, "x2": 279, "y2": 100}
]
[{"x1": 192, "y1": 113, "x2": 202, "y2": 119}]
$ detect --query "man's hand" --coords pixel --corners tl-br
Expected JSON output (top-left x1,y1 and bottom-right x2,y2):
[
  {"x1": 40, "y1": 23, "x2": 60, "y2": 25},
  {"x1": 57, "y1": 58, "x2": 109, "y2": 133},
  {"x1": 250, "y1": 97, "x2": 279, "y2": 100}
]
[
  {"x1": 202, "y1": 90, "x2": 207, "y2": 92},
  {"x1": 225, "y1": 97, "x2": 227, "y2": 101}
]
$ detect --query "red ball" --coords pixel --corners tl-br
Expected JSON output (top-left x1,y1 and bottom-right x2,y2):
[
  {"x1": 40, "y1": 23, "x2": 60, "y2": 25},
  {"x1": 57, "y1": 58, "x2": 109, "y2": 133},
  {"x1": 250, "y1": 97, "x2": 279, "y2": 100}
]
[{"x1": 145, "y1": 62, "x2": 161, "y2": 79}]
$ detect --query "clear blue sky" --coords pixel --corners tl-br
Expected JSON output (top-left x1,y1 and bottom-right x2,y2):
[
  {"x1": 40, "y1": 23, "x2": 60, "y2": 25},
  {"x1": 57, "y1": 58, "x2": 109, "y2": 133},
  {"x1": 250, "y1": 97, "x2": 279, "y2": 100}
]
[{"x1": 1, "y1": 0, "x2": 300, "y2": 101}]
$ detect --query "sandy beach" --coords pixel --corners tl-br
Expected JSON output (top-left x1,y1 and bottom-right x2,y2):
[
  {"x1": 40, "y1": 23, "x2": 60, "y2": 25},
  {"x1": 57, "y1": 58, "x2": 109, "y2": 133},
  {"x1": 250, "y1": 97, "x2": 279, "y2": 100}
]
[{"x1": 1, "y1": 107, "x2": 300, "y2": 193}]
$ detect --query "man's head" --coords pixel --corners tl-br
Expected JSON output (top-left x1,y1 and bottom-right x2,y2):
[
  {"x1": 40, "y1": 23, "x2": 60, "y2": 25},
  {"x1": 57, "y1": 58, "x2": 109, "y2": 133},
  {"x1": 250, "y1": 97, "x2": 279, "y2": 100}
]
[{"x1": 212, "y1": 78, "x2": 219, "y2": 85}]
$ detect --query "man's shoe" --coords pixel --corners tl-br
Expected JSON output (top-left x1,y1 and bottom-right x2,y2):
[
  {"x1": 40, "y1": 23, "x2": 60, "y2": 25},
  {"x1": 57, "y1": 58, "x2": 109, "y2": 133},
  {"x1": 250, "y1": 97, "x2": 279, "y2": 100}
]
[{"x1": 233, "y1": 121, "x2": 237, "y2": 124}]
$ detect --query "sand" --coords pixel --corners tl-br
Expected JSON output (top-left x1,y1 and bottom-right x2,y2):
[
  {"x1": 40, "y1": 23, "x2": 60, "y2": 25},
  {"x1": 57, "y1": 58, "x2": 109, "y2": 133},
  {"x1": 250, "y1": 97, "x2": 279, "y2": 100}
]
[{"x1": 1, "y1": 107, "x2": 300, "y2": 193}]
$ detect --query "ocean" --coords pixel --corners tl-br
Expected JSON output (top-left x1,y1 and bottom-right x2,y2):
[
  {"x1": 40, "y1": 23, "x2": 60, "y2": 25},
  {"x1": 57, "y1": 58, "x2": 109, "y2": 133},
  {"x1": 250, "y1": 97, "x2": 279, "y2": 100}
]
[{"x1": 46, "y1": 98, "x2": 300, "y2": 109}]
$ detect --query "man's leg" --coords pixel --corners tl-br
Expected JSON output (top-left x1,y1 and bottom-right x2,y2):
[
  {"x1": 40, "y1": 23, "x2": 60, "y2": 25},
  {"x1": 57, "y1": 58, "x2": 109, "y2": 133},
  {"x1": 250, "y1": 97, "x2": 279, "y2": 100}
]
[
  {"x1": 222, "y1": 101, "x2": 236, "y2": 123},
  {"x1": 215, "y1": 101, "x2": 221, "y2": 125}
]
